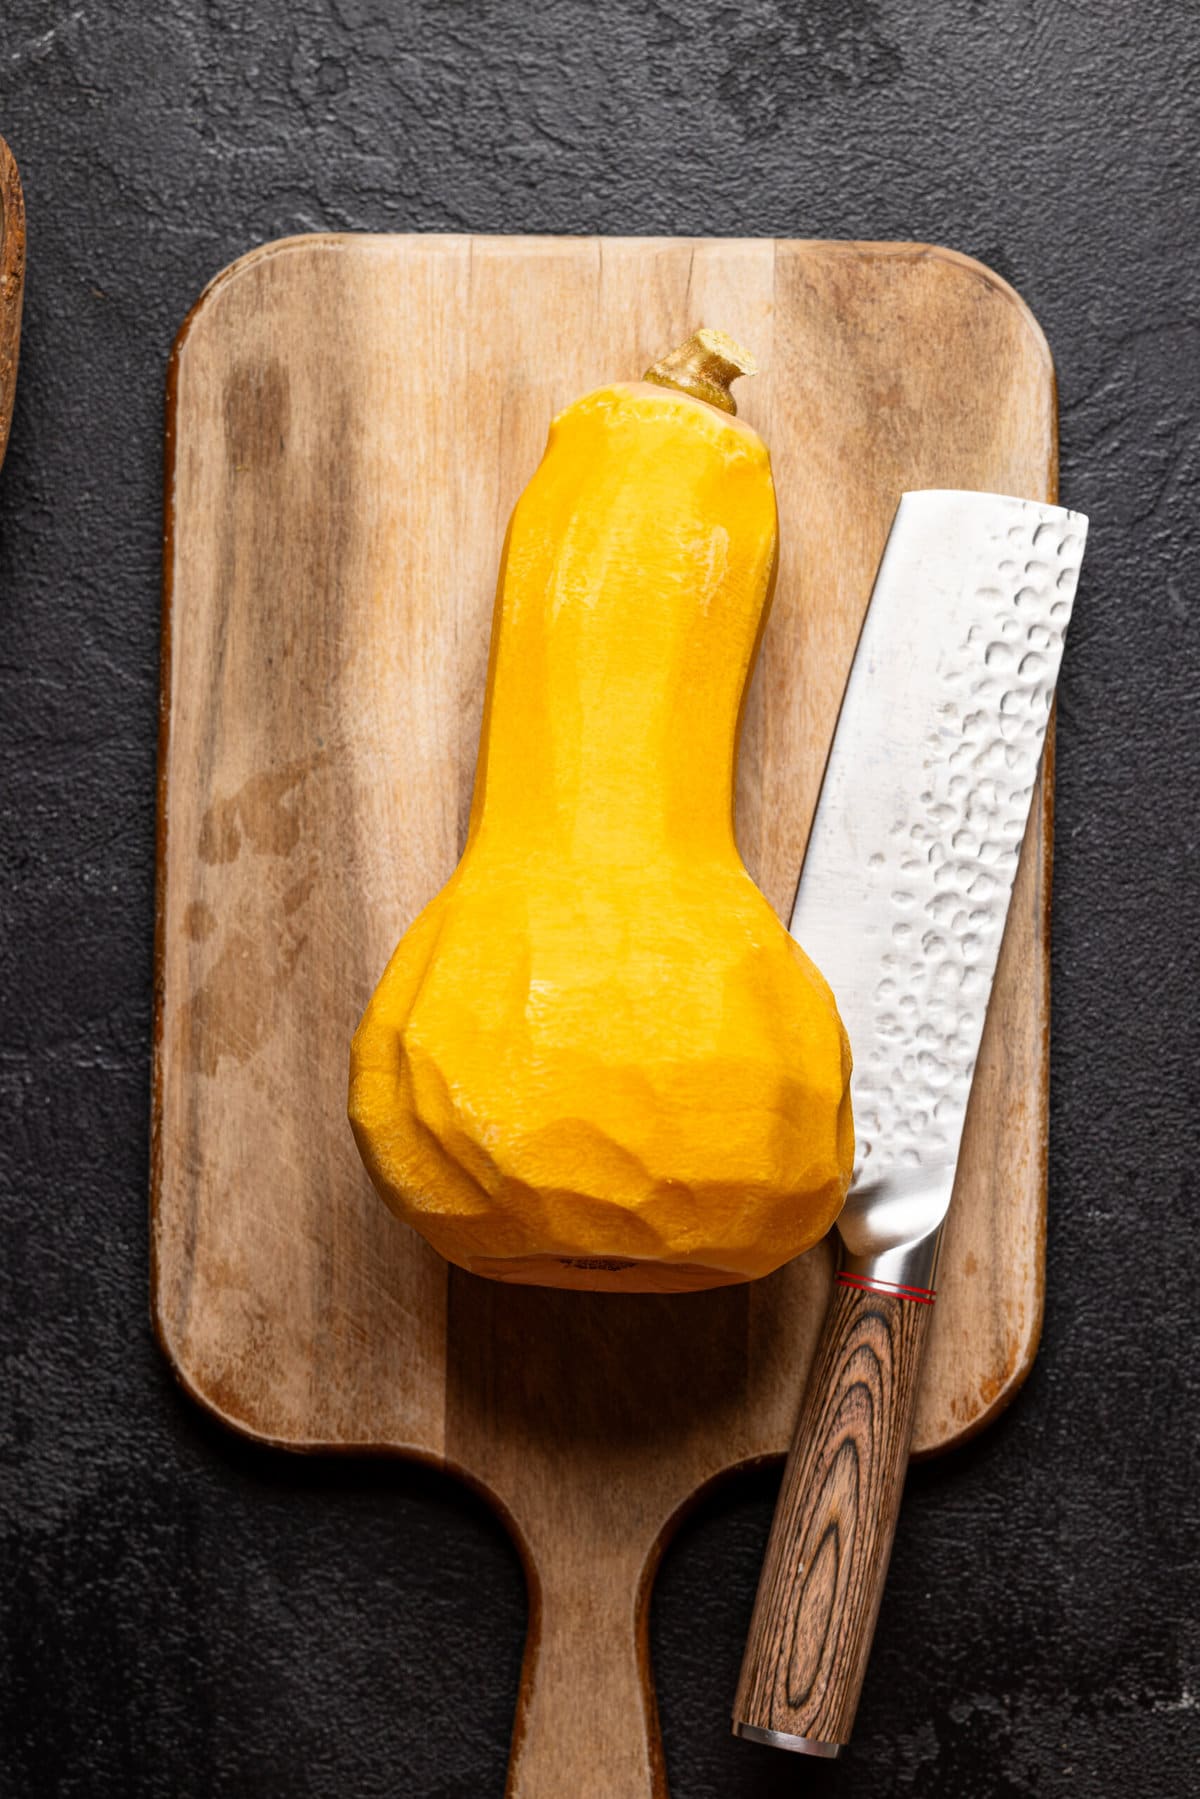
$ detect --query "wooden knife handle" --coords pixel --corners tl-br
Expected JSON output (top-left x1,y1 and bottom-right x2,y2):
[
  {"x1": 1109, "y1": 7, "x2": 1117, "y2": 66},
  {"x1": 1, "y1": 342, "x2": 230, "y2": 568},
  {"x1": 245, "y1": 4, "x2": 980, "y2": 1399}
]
[{"x1": 733, "y1": 1276, "x2": 935, "y2": 1753}]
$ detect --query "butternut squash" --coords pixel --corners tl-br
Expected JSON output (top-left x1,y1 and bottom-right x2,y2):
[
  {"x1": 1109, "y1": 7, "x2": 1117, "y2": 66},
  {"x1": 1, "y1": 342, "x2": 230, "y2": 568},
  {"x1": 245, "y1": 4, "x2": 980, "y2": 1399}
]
[{"x1": 349, "y1": 331, "x2": 853, "y2": 1291}]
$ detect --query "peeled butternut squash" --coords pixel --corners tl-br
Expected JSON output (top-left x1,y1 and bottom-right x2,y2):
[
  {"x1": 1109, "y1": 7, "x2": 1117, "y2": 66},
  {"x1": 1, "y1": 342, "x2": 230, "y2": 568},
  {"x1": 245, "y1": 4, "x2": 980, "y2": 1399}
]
[{"x1": 349, "y1": 330, "x2": 853, "y2": 1291}]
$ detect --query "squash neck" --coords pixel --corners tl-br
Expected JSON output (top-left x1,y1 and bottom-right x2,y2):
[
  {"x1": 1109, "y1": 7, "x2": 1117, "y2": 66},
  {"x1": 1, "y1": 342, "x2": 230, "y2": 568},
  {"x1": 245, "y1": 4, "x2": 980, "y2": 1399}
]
[{"x1": 469, "y1": 687, "x2": 742, "y2": 867}]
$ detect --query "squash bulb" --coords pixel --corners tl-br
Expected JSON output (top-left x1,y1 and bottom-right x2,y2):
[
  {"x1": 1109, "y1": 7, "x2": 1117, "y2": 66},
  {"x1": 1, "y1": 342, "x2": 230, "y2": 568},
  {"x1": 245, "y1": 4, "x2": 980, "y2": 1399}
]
[{"x1": 350, "y1": 332, "x2": 853, "y2": 1291}]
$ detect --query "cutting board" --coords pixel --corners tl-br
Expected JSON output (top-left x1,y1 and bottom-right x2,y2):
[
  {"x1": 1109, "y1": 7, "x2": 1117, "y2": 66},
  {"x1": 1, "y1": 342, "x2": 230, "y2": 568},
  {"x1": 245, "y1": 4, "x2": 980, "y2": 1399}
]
[
  {"x1": 0, "y1": 135, "x2": 25, "y2": 469},
  {"x1": 153, "y1": 235, "x2": 1058, "y2": 1797}
]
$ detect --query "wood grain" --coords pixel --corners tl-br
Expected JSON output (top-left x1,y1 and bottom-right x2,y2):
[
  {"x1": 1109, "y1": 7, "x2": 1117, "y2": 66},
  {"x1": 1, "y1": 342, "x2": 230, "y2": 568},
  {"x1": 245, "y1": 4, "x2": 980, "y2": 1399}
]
[
  {"x1": 0, "y1": 136, "x2": 25, "y2": 469},
  {"x1": 153, "y1": 235, "x2": 1059, "y2": 1795},
  {"x1": 733, "y1": 1285, "x2": 934, "y2": 1749}
]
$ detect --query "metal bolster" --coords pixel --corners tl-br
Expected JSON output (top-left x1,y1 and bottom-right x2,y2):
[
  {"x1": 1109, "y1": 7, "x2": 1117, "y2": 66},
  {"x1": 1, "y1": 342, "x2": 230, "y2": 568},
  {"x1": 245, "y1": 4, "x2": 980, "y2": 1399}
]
[{"x1": 840, "y1": 1224, "x2": 945, "y2": 1300}]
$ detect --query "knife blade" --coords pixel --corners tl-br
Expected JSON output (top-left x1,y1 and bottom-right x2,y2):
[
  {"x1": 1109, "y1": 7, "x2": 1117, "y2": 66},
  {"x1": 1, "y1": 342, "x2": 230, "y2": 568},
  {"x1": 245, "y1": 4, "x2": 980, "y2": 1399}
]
[{"x1": 733, "y1": 488, "x2": 1088, "y2": 1756}]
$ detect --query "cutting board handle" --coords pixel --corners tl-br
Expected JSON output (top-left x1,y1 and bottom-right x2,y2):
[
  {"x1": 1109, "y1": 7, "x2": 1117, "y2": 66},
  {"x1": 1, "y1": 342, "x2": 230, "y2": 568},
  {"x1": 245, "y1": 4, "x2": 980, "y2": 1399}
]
[
  {"x1": 506, "y1": 1546, "x2": 666, "y2": 1798},
  {"x1": 732, "y1": 1279, "x2": 934, "y2": 1752}
]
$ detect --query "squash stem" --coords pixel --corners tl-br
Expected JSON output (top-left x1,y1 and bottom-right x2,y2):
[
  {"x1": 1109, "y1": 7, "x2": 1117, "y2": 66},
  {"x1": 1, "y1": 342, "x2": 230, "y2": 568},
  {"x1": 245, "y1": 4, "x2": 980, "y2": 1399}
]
[{"x1": 643, "y1": 327, "x2": 758, "y2": 416}]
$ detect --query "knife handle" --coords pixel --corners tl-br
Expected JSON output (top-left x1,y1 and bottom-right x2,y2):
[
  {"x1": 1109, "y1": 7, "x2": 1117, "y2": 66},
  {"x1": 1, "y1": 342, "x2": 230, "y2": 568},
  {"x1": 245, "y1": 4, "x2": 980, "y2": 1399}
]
[{"x1": 732, "y1": 1274, "x2": 935, "y2": 1754}]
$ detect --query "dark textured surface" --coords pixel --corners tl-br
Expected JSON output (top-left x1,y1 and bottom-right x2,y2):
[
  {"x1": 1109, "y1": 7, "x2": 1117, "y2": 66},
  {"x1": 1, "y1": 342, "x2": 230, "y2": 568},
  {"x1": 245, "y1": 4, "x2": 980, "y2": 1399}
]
[{"x1": 0, "y1": 2, "x2": 1197, "y2": 1793}]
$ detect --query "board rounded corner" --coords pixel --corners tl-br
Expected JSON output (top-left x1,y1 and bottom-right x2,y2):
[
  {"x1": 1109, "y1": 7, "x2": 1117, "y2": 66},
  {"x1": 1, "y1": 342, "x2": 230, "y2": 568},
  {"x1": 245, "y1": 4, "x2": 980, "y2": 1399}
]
[
  {"x1": 168, "y1": 232, "x2": 356, "y2": 372},
  {"x1": 788, "y1": 237, "x2": 1057, "y2": 386},
  {"x1": 149, "y1": 1291, "x2": 284, "y2": 1451},
  {"x1": 148, "y1": 1260, "x2": 326, "y2": 1456},
  {"x1": 917, "y1": 241, "x2": 1057, "y2": 381},
  {"x1": 912, "y1": 1278, "x2": 1046, "y2": 1460}
]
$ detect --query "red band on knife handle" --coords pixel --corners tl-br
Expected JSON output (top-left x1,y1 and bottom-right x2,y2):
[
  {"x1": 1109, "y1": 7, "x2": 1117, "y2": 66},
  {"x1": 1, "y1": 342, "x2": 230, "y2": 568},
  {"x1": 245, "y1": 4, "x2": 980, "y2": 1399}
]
[{"x1": 836, "y1": 1271, "x2": 937, "y2": 1305}]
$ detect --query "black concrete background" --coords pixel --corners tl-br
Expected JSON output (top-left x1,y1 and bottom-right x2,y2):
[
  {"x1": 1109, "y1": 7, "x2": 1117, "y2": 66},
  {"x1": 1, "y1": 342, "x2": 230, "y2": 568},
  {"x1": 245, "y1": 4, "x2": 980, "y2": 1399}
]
[{"x1": 1, "y1": 2, "x2": 1197, "y2": 1794}]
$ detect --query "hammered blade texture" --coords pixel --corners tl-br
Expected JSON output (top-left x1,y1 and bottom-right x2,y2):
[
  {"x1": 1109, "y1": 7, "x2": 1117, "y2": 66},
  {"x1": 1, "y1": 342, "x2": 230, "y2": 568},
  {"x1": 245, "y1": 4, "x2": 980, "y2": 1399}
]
[{"x1": 790, "y1": 491, "x2": 1088, "y2": 1254}]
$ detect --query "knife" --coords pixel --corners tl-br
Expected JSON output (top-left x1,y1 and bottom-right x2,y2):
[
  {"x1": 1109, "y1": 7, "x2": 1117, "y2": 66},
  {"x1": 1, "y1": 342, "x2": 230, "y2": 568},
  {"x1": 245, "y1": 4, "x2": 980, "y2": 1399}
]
[{"x1": 733, "y1": 488, "x2": 1088, "y2": 1756}]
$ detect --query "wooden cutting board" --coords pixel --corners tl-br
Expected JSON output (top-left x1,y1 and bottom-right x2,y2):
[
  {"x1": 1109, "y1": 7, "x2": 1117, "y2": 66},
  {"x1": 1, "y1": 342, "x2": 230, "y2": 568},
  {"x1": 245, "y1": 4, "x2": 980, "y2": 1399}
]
[
  {"x1": 0, "y1": 135, "x2": 25, "y2": 470},
  {"x1": 153, "y1": 235, "x2": 1058, "y2": 1797}
]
